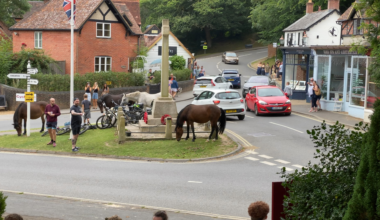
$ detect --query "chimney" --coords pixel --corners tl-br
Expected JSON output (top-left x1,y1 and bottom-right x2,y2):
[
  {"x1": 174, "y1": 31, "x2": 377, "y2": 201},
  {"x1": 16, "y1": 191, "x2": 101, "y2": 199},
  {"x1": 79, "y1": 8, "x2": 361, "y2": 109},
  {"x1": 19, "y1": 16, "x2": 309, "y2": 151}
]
[
  {"x1": 328, "y1": 0, "x2": 340, "y2": 11},
  {"x1": 306, "y1": 0, "x2": 314, "y2": 14}
]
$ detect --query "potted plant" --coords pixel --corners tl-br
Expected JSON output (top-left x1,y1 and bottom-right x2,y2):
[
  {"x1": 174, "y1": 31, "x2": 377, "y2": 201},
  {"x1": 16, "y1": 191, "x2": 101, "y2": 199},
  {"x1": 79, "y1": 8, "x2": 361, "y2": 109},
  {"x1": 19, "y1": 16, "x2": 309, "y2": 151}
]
[{"x1": 125, "y1": 129, "x2": 131, "y2": 137}]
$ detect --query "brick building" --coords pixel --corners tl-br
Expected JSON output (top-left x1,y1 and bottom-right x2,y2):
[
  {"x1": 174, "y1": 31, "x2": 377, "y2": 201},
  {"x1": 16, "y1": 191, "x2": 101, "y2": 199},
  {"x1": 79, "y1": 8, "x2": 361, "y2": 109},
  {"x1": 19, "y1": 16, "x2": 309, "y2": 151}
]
[{"x1": 10, "y1": 0, "x2": 143, "y2": 74}]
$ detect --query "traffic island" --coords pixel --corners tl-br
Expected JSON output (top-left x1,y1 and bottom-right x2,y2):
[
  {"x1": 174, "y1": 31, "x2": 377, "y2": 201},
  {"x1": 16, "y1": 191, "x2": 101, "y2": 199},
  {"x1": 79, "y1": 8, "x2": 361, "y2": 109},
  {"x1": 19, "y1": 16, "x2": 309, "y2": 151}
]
[{"x1": 0, "y1": 128, "x2": 239, "y2": 161}]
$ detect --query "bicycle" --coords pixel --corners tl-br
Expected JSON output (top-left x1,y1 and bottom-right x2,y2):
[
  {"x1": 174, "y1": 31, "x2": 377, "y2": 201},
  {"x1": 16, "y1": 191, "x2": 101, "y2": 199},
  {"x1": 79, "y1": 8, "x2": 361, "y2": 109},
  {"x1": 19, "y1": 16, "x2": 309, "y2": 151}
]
[
  {"x1": 41, "y1": 121, "x2": 89, "y2": 136},
  {"x1": 96, "y1": 102, "x2": 118, "y2": 129}
]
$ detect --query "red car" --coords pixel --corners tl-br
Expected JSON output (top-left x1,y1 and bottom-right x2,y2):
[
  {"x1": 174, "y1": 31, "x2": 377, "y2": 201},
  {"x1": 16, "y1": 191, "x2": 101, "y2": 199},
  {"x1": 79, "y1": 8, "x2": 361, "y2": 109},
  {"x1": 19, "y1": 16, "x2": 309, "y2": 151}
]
[{"x1": 245, "y1": 85, "x2": 292, "y2": 116}]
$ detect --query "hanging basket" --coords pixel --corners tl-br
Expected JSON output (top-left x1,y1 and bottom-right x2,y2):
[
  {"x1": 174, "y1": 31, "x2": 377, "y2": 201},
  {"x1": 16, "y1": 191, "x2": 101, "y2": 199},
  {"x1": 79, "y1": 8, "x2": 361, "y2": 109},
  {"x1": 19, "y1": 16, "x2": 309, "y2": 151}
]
[{"x1": 161, "y1": 114, "x2": 171, "y2": 125}]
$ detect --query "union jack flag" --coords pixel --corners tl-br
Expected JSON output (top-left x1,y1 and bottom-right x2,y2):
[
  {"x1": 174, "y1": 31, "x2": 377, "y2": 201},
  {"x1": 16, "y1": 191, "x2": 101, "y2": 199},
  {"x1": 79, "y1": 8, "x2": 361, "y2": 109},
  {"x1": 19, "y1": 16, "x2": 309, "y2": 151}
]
[{"x1": 63, "y1": 0, "x2": 76, "y2": 21}]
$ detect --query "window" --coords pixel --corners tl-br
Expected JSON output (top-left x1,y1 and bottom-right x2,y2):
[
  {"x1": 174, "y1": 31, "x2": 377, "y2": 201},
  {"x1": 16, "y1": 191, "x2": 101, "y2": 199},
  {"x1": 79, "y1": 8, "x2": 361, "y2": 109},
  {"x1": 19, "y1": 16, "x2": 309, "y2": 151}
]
[
  {"x1": 216, "y1": 92, "x2": 240, "y2": 99},
  {"x1": 197, "y1": 91, "x2": 214, "y2": 100},
  {"x1": 34, "y1": 31, "x2": 42, "y2": 48},
  {"x1": 366, "y1": 58, "x2": 379, "y2": 109},
  {"x1": 317, "y1": 57, "x2": 329, "y2": 100},
  {"x1": 353, "y1": 19, "x2": 363, "y2": 35},
  {"x1": 195, "y1": 79, "x2": 212, "y2": 84},
  {"x1": 96, "y1": 23, "x2": 111, "y2": 38},
  {"x1": 329, "y1": 57, "x2": 345, "y2": 101},
  {"x1": 258, "y1": 88, "x2": 284, "y2": 97},
  {"x1": 215, "y1": 77, "x2": 223, "y2": 83},
  {"x1": 95, "y1": 57, "x2": 111, "y2": 72},
  {"x1": 350, "y1": 57, "x2": 367, "y2": 106},
  {"x1": 249, "y1": 88, "x2": 256, "y2": 95},
  {"x1": 298, "y1": 32, "x2": 301, "y2": 46}
]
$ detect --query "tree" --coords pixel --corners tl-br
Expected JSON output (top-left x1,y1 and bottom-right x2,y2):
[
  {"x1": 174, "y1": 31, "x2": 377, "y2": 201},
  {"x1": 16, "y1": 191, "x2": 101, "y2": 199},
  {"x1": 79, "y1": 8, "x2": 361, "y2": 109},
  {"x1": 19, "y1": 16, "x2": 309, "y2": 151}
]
[
  {"x1": 141, "y1": 0, "x2": 251, "y2": 48},
  {"x1": 280, "y1": 121, "x2": 368, "y2": 219},
  {"x1": 169, "y1": 55, "x2": 186, "y2": 70},
  {"x1": 0, "y1": 37, "x2": 14, "y2": 84},
  {"x1": 0, "y1": 0, "x2": 31, "y2": 26},
  {"x1": 0, "y1": 192, "x2": 7, "y2": 220}
]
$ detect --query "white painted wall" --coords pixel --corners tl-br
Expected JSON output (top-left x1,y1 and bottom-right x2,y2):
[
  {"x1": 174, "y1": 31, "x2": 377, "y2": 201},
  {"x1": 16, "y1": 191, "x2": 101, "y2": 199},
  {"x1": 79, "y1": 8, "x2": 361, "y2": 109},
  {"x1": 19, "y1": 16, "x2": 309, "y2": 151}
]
[{"x1": 144, "y1": 34, "x2": 192, "y2": 72}]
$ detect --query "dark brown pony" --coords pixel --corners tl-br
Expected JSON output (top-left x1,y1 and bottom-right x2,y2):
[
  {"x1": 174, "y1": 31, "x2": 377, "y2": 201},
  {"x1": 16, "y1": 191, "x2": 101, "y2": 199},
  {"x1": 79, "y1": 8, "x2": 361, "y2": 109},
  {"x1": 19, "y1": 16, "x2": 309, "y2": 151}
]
[
  {"x1": 175, "y1": 104, "x2": 226, "y2": 142},
  {"x1": 13, "y1": 101, "x2": 48, "y2": 136}
]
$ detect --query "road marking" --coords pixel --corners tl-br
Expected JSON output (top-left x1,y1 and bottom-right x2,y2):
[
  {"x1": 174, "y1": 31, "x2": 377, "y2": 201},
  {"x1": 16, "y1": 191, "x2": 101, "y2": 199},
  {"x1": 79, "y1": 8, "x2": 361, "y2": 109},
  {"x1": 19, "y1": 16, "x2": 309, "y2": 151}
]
[
  {"x1": 188, "y1": 181, "x2": 202, "y2": 184},
  {"x1": 278, "y1": 166, "x2": 294, "y2": 171},
  {"x1": 245, "y1": 157, "x2": 259, "y2": 161},
  {"x1": 258, "y1": 155, "x2": 273, "y2": 159},
  {"x1": 225, "y1": 129, "x2": 252, "y2": 147},
  {"x1": 292, "y1": 164, "x2": 304, "y2": 169},
  {"x1": 260, "y1": 161, "x2": 276, "y2": 166},
  {"x1": 246, "y1": 150, "x2": 258, "y2": 154},
  {"x1": 269, "y1": 122, "x2": 304, "y2": 133},
  {"x1": 275, "y1": 159, "x2": 290, "y2": 164},
  {"x1": 0, "y1": 189, "x2": 249, "y2": 220},
  {"x1": 245, "y1": 116, "x2": 254, "y2": 118},
  {"x1": 216, "y1": 61, "x2": 222, "y2": 73}
]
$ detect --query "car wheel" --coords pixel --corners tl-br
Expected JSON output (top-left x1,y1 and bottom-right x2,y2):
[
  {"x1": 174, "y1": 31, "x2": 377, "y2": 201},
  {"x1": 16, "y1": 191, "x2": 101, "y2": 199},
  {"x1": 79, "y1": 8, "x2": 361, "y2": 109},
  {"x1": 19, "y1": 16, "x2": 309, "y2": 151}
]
[
  {"x1": 238, "y1": 115, "x2": 245, "y2": 120},
  {"x1": 245, "y1": 102, "x2": 250, "y2": 111},
  {"x1": 254, "y1": 104, "x2": 260, "y2": 116}
]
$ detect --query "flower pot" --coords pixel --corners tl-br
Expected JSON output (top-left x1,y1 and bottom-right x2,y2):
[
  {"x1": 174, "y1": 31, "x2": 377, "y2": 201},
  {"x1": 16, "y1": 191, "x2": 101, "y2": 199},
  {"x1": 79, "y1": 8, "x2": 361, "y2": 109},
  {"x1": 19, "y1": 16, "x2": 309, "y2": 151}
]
[{"x1": 125, "y1": 131, "x2": 131, "y2": 137}]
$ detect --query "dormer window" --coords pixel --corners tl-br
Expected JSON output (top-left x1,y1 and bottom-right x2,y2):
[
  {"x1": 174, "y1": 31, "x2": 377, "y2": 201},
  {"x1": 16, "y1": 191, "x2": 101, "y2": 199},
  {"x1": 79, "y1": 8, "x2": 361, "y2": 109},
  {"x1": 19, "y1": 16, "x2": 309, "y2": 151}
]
[{"x1": 96, "y1": 23, "x2": 111, "y2": 38}]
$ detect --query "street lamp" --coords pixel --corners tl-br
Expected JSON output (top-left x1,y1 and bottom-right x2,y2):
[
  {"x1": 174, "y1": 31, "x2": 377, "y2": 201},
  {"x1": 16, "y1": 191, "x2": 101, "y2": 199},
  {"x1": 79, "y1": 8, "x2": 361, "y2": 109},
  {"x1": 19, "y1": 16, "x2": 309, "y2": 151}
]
[
  {"x1": 303, "y1": 32, "x2": 308, "y2": 46},
  {"x1": 280, "y1": 35, "x2": 284, "y2": 46}
]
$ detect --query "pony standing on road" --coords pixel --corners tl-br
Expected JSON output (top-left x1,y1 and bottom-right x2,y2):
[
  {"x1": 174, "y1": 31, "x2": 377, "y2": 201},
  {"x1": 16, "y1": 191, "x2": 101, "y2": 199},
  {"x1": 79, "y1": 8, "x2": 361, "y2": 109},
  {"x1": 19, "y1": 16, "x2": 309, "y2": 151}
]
[
  {"x1": 13, "y1": 101, "x2": 48, "y2": 136},
  {"x1": 175, "y1": 104, "x2": 226, "y2": 142}
]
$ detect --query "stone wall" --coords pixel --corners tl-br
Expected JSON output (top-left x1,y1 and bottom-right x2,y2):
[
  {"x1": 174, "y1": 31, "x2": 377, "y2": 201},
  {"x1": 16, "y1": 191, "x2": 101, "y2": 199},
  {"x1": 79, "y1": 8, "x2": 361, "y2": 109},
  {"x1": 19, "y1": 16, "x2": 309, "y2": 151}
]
[{"x1": 0, "y1": 79, "x2": 194, "y2": 110}]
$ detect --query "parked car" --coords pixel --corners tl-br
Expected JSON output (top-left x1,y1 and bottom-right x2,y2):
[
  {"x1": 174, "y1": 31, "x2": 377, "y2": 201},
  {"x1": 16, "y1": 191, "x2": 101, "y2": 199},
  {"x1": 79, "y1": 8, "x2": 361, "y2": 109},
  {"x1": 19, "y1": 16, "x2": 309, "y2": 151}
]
[
  {"x1": 220, "y1": 69, "x2": 241, "y2": 89},
  {"x1": 192, "y1": 89, "x2": 245, "y2": 120},
  {"x1": 222, "y1": 51, "x2": 239, "y2": 64},
  {"x1": 242, "y1": 76, "x2": 275, "y2": 98},
  {"x1": 245, "y1": 85, "x2": 291, "y2": 116},
  {"x1": 193, "y1": 76, "x2": 233, "y2": 97}
]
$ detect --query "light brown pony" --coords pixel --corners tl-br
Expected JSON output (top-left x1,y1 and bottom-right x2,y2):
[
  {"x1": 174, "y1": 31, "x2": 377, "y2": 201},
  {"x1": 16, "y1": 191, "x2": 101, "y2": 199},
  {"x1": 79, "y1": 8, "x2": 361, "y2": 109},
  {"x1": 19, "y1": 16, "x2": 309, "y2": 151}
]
[{"x1": 13, "y1": 101, "x2": 48, "y2": 136}]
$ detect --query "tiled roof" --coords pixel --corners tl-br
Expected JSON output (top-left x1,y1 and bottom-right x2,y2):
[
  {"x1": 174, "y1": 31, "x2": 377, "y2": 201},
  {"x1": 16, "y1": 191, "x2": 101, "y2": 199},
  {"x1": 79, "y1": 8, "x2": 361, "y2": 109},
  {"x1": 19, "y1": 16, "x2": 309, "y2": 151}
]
[
  {"x1": 10, "y1": 0, "x2": 102, "y2": 30},
  {"x1": 0, "y1": 21, "x2": 12, "y2": 38},
  {"x1": 13, "y1": 1, "x2": 45, "y2": 19},
  {"x1": 143, "y1": 24, "x2": 159, "y2": 34},
  {"x1": 145, "y1": 33, "x2": 161, "y2": 48},
  {"x1": 114, "y1": 3, "x2": 142, "y2": 34},
  {"x1": 113, "y1": 0, "x2": 140, "y2": 25},
  {"x1": 283, "y1": 9, "x2": 339, "y2": 31},
  {"x1": 337, "y1": 5, "x2": 354, "y2": 21}
]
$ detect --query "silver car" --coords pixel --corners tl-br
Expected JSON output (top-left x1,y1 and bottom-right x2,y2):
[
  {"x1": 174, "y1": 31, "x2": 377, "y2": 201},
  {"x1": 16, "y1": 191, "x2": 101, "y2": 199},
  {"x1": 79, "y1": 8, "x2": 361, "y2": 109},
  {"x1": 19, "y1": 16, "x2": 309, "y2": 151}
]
[
  {"x1": 242, "y1": 76, "x2": 276, "y2": 98},
  {"x1": 222, "y1": 51, "x2": 239, "y2": 64}
]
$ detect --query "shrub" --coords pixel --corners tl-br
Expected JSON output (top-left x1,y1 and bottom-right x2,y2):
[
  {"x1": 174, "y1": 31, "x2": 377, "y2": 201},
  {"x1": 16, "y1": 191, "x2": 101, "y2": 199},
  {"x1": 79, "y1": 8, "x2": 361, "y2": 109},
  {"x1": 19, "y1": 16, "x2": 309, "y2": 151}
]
[
  {"x1": 280, "y1": 121, "x2": 368, "y2": 219},
  {"x1": 11, "y1": 48, "x2": 56, "y2": 73},
  {"x1": 11, "y1": 71, "x2": 145, "y2": 92},
  {"x1": 151, "y1": 69, "x2": 192, "y2": 84},
  {"x1": 0, "y1": 37, "x2": 14, "y2": 85},
  {"x1": 0, "y1": 191, "x2": 7, "y2": 220},
  {"x1": 169, "y1": 55, "x2": 186, "y2": 70}
]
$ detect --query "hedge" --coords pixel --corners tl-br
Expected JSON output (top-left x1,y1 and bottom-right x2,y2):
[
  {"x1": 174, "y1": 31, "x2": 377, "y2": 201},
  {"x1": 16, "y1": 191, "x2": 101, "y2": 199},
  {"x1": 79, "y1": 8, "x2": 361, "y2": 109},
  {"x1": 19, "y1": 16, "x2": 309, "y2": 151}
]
[
  {"x1": 10, "y1": 71, "x2": 145, "y2": 92},
  {"x1": 152, "y1": 69, "x2": 192, "y2": 84}
]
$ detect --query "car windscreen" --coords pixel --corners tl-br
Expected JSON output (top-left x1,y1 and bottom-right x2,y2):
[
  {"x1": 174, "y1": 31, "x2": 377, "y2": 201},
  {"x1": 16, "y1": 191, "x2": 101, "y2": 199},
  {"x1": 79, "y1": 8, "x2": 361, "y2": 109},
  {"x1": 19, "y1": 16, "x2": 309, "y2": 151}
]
[
  {"x1": 215, "y1": 92, "x2": 241, "y2": 99},
  {"x1": 195, "y1": 79, "x2": 212, "y2": 84},
  {"x1": 226, "y1": 53, "x2": 237, "y2": 57},
  {"x1": 247, "y1": 77, "x2": 268, "y2": 83},
  {"x1": 223, "y1": 72, "x2": 238, "y2": 77},
  {"x1": 258, "y1": 88, "x2": 284, "y2": 97}
]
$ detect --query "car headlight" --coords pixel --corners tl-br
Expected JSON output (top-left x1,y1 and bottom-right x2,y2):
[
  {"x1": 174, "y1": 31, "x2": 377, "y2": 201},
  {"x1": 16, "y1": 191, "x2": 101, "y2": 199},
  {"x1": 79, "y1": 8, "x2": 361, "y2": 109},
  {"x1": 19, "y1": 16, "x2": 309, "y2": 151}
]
[
  {"x1": 259, "y1": 100, "x2": 268, "y2": 105},
  {"x1": 286, "y1": 100, "x2": 291, "y2": 104}
]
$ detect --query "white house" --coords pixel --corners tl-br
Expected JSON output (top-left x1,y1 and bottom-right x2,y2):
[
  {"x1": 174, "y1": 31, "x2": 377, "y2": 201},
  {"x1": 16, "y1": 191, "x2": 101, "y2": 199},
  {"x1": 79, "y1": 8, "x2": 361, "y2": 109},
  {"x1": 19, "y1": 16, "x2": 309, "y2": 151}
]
[{"x1": 144, "y1": 31, "x2": 194, "y2": 72}]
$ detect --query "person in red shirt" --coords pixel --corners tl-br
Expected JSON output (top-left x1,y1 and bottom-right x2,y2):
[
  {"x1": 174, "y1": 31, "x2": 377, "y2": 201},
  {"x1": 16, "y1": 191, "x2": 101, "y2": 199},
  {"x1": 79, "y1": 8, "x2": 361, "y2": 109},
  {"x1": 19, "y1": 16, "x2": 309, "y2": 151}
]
[{"x1": 45, "y1": 98, "x2": 61, "y2": 147}]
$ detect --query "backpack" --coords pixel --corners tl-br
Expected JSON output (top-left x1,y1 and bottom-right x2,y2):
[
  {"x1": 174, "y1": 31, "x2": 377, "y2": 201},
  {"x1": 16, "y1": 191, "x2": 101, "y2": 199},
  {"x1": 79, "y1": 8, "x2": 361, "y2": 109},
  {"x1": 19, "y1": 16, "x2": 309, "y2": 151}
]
[{"x1": 315, "y1": 86, "x2": 321, "y2": 96}]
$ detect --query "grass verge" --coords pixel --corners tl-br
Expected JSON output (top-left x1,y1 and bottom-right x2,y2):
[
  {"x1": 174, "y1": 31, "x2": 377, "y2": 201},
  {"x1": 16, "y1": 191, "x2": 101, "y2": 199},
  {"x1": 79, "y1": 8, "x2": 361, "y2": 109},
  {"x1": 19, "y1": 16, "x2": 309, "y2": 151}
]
[
  {"x1": 0, "y1": 128, "x2": 238, "y2": 159},
  {"x1": 250, "y1": 57, "x2": 278, "y2": 69}
]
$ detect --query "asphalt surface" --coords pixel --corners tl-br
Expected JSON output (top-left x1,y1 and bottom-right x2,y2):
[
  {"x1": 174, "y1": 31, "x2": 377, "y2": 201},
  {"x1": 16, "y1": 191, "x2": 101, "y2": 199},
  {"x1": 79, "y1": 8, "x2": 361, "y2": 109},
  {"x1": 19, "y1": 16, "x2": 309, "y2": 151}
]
[{"x1": 0, "y1": 49, "x2": 324, "y2": 219}]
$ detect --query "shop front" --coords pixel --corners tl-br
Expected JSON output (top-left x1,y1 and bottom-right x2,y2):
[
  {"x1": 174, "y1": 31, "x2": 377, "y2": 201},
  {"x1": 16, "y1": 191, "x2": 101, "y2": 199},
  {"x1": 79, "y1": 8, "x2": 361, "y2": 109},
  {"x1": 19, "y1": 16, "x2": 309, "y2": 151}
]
[
  {"x1": 313, "y1": 47, "x2": 374, "y2": 119},
  {"x1": 281, "y1": 48, "x2": 314, "y2": 100}
]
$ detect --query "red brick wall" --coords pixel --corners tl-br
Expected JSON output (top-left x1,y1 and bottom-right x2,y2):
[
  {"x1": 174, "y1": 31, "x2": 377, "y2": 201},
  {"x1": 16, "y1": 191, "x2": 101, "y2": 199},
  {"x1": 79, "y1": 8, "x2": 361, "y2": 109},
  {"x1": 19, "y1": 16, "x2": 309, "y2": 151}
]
[
  {"x1": 13, "y1": 31, "x2": 75, "y2": 74},
  {"x1": 76, "y1": 21, "x2": 138, "y2": 74},
  {"x1": 267, "y1": 44, "x2": 276, "y2": 58}
]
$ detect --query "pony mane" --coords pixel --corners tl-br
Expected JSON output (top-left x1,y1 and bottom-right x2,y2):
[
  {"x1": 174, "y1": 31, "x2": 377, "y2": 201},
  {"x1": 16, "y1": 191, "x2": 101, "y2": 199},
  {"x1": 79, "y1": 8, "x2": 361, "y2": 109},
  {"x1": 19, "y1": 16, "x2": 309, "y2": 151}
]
[
  {"x1": 13, "y1": 102, "x2": 24, "y2": 126},
  {"x1": 175, "y1": 104, "x2": 191, "y2": 130}
]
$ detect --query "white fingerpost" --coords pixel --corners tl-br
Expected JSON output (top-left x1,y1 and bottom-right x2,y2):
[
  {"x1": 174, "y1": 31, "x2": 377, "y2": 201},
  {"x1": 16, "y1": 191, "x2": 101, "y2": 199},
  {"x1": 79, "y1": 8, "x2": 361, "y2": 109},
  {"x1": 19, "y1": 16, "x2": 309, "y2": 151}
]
[
  {"x1": 26, "y1": 60, "x2": 31, "y2": 137},
  {"x1": 69, "y1": 0, "x2": 74, "y2": 139}
]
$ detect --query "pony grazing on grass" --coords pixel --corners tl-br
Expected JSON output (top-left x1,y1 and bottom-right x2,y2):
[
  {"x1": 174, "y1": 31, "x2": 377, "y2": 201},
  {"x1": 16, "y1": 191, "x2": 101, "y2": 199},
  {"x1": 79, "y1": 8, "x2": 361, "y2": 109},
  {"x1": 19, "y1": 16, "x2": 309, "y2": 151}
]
[
  {"x1": 175, "y1": 104, "x2": 226, "y2": 142},
  {"x1": 13, "y1": 101, "x2": 48, "y2": 136}
]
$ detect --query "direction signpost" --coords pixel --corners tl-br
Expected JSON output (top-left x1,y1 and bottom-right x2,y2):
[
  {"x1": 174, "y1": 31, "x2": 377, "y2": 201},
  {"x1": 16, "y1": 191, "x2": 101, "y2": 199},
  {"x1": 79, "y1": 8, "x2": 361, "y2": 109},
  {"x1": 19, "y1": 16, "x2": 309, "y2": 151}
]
[
  {"x1": 7, "y1": 60, "x2": 39, "y2": 137},
  {"x1": 201, "y1": 41, "x2": 207, "y2": 54}
]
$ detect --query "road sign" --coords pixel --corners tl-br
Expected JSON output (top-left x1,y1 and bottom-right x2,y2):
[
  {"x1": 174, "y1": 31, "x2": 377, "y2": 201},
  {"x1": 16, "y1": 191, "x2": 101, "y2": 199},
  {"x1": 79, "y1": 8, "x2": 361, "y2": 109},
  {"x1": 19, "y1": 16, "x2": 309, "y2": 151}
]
[
  {"x1": 7, "y1": 74, "x2": 27, "y2": 79},
  {"x1": 28, "y1": 79, "x2": 39, "y2": 85},
  {"x1": 27, "y1": 68, "x2": 38, "y2": 74},
  {"x1": 24, "y1": 92, "x2": 35, "y2": 102},
  {"x1": 16, "y1": 93, "x2": 36, "y2": 102},
  {"x1": 203, "y1": 42, "x2": 207, "y2": 44},
  {"x1": 203, "y1": 46, "x2": 208, "y2": 50},
  {"x1": 273, "y1": 42, "x2": 277, "y2": 48},
  {"x1": 106, "y1": 81, "x2": 112, "y2": 85}
]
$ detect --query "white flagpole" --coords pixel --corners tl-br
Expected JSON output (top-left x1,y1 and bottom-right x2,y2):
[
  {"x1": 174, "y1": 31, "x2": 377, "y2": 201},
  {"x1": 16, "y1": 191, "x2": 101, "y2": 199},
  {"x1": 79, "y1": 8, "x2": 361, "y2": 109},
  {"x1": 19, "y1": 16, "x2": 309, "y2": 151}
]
[{"x1": 69, "y1": 0, "x2": 74, "y2": 139}]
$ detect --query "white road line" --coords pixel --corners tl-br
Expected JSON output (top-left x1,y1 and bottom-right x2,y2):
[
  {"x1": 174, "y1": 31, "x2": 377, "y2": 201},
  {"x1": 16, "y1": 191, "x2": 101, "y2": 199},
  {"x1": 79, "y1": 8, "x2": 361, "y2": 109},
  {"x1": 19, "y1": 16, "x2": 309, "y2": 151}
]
[
  {"x1": 245, "y1": 157, "x2": 259, "y2": 161},
  {"x1": 275, "y1": 159, "x2": 290, "y2": 164},
  {"x1": 269, "y1": 122, "x2": 304, "y2": 133},
  {"x1": 278, "y1": 166, "x2": 294, "y2": 171},
  {"x1": 292, "y1": 164, "x2": 304, "y2": 169},
  {"x1": 260, "y1": 161, "x2": 277, "y2": 166},
  {"x1": 258, "y1": 155, "x2": 273, "y2": 159},
  {"x1": 188, "y1": 181, "x2": 202, "y2": 184},
  {"x1": 245, "y1": 116, "x2": 254, "y2": 118},
  {"x1": 246, "y1": 150, "x2": 258, "y2": 154}
]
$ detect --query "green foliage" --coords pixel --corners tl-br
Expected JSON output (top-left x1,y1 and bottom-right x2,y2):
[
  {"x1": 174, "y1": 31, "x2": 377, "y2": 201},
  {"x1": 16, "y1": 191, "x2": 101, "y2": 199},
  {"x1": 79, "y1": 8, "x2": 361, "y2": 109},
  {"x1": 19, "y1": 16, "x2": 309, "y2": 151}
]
[
  {"x1": 11, "y1": 72, "x2": 145, "y2": 92},
  {"x1": 11, "y1": 48, "x2": 56, "y2": 73},
  {"x1": 344, "y1": 100, "x2": 380, "y2": 219},
  {"x1": 169, "y1": 55, "x2": 186, "y2": 70},
  {"x1": 0, "y1": 0, "x2": 31, "y2": 26},
  {"x1": 152, "y1": 69, "x2": 192, "y2": 84},
  {"x1": 0, "y1": 191, "x2": 7, "y2": 220},
  {"x1": 0, "y1": 37, "x2": 14, "y2": 84},
  {"x1": 280, "y1": 121, "x2": 368, "y2": 219}
]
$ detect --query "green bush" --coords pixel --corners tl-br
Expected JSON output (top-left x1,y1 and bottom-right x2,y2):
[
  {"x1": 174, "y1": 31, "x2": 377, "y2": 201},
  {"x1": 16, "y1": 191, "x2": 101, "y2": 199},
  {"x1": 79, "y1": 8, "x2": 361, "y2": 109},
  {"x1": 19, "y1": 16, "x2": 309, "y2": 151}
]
[
  {"x1": 0, "y1": 191, "x2": 7, "y2": 220},
  {"x1": 280, "y1": 121, "x2": 368, "y2": 219},
  {"x1": 0, "y1": 37, "x2": 14, "y2": 85},
  {"x1": 11, "y1": 48, "x2": 56, "y2": 73},
  {"x1": 11, "y1": 71, "x2": 145, "y2": 92},
  {"x1": 169, "y1": 55, "x2": 186, "y2": 70},
  {"x1": 152, "y1": 69, "x2": 192, "y2": 84}
]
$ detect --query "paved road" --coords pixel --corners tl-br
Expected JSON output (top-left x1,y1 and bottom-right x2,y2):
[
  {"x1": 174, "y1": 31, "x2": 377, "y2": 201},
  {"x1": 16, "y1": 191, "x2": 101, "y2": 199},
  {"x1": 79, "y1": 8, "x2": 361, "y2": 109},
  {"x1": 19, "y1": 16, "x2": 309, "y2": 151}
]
[{"x1": 0, "y1": 49, "x2": 324, "y2": 219}]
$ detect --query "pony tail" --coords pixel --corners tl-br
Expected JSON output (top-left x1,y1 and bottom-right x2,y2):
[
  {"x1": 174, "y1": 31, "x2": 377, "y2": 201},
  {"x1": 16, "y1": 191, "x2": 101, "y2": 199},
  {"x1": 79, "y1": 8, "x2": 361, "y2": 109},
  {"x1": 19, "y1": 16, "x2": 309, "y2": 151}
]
[{"x1": 218, "y1": 108, "x2": 226, "y2": 134}]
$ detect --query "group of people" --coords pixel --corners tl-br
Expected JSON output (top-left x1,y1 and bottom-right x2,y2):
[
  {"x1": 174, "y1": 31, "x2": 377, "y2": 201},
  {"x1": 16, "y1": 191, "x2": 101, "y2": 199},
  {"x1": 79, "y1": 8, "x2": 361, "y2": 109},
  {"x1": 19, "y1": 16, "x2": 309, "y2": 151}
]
[
  {"x1": 84, "y1": 82, "x2": 110, "y2": 109},
  {"x1": 192, "y1": 61, "x2": 206, "y2": 79},
  {"x1": 256, "y1": 62, "x2": 270, "y2": 76}
]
